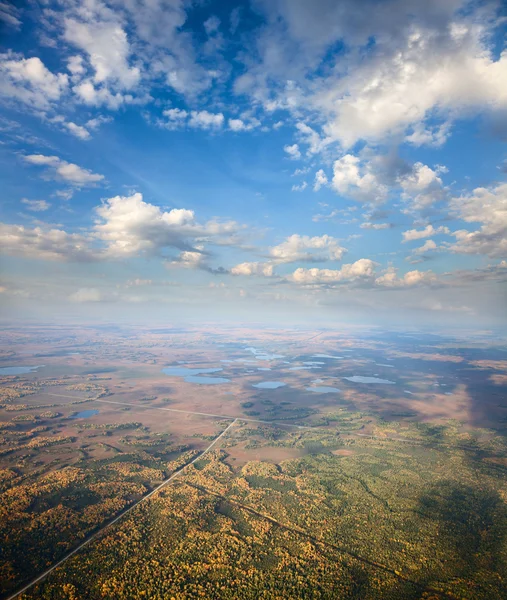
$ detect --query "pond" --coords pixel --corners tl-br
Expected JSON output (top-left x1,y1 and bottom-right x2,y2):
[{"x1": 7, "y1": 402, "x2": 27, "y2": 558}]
[
  {"x1": 184, "y1": 376, "x2": 231, "y2": 384},
  {"x1": 71, "y1": 409, "x2": 99, "y2": 419},
  {"x1": 0, "y1": 365, "x2": 44, "y2": 375},
  {"x1": 252, "y1": 381, "x2": 286, "y2": 389},
  {"x1": 162, "y1": 367, "x2": 224, "y2": 376},
  {"x1": 343, "y1": 375, "x2": 395, "y2": 384}
]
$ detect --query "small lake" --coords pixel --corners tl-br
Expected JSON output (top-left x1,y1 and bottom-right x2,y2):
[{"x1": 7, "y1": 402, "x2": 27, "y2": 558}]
[
  {"x1": 71, "y1": 409, "x2": 99, "y2": 419},
  {"x1": 312, "y1": 354, "x2": 344, "y2": 359},
  {"x1": 184, "y1": 376, "x2": 231, "y2": 384},
  {"x1": 306, "y1": 386, "x2": 341, "y2": 393},
  {"x1": 0, "y1": 365, "x2": 44, "y2": 375},
  {"x1": 162, "y1": 367, "x2": 224, "y2": 376},
  {"x1": 343, "y1": 376, "x2": 395, "y2": 384},
  {"x1": 253, "y1": 381, "x2": 286, "y2": 389},
  {"x1": 245, "y1": 347, "x2": 285, "y2": 360}
]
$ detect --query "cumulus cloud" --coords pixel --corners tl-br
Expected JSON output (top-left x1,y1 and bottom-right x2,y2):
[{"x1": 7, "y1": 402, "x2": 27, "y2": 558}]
[
  {"x1": 0, "y1": 53, "x2": 68, "y2": 110},
  {"x1": 188, "y1": 110, "x2": 224, "y2": 130},
  {"x1": 375, "y1": 266, "x2": 437, "y2": 288},
  {"x1": 228, "y1": 117, "x2": 260, "y2": 131},
  {"x1": 291, "y1": 181, "x2": 307, "y2": 192},
  {"x1": 413, "y1": 239, "x2": 437, "y2": 255},
  {"x1": 69, "y1": 287, "x2": 103, "y2": 302},
  {"x1": 23, "y1": 154, "x2": 104, "y2": 186},
  {"x1": 93, "y1": 192, "x2": 240, "y2": 258},
  {"x1": 402, "y1": 224, "x2": 450, "y2": 242},
  {"x1": 284, "y1": 143, "x2": 301, "y2": 159},
  {"x1": 21, "y1": 199, "x2": 50, "y2": 212},
  {"x1": 290, "y1": 258, "x2": 375, "y2": 284},
  {"x1": 448, "y1": 183, "x2": 507, "y2": 258},
  {"x1": 360, "y1": 222, "x2": 392, "y2": 230},
  {"x1": 230, "y1": 262, "x2": 274, "y2": 276},
  {"x1": 63, "y1": 15, "x2": 140, "y2": 90},
  {"x1": 313, "y1": 169, "x2": 328, "y2": 191},
  {"x1": 0, "y1": 223, "x2": 93, "y2": 261},
  {"x1": 269, "y1": 234, "x2": 345, "y2": 263},
  {"x1": 331, "y1": 154, "x2": 388, "y2": 204},
  {"x1": 398, "y1": 162, "x2": 447, "y2": 211}
]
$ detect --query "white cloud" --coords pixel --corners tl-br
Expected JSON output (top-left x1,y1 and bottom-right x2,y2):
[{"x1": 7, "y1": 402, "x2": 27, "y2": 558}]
[
  {"x1": 0, "y1": 53, "x2": 68, "y2": 111},
  {"x1": 405, "y1": 121, "x2": 451, "y2": 147},
  {"x1": 69, "y1": 288, "x2": 103, "y2": 302},
  {"x1": 292, "y1": 167, "x2": 310, "y2": 176},
  {"x1": 21, "y1": 199, "x2": 50, "y2": 212},
  {"x1": 228, "y1": 118, "x2": 259, "y2": 132},
  {"x1": 375, "y1": 266, "x2": 437, "y2": 288},
  {"x1": 64, "y1": 121, "x2": 91, "y2": 140},
  {"x1": 284, "y1": 143, "x2": 301, "y2": 159},
  {"x1": 449, "y1": 183, "x2": 507, "y2": 258},
  {"x1": 0, "y1": 223, "x2": 93, "y2": 261},
  {"x1": 188, "y1": 110, "x2": 224, "y2": 130},
  {"x1": 269, "y1": 234, "x2": 345, "y2": 263},
  {"x1": 402, "y1": 224, "x2": 450, "y2": 242},
  {"x1": 230, "y1": 262, "x2": 274, "y2": 276},
  {"x1": 161, "y1": 107, "x2": 188, "y2": 129},
  {"x1": 23, "y1": 154, "x2": 104, "y2": 186},
  {"x1": 240, "y1": 2, "x2": 507, "y2": 152},
  {"x1": 290, "y1": 258, "x2": 376, "y2": 284},
  {"x1": 331, "y1": 154, "x2": 388, "y2": 205},
  {"x1": 313, "y1": 169, "x2": 328, "y2": 191},
  {"x1": 67, "y1": 55, "x2": 85, "y2": 77},
  {"x1": 94, "y1": 192, "x2": 240, "y2": 258},
  {"x1": 63, "y1": 14, "x2": 140, "y2": 90},
  {"x1": 295, "y1": 122, "x2": 330, "y2": 155},
  {"x1": 360, "y1": 222, "x2": 391, "y2": 230},
  {"x1": 0, "y1": 3, "x2": 21, "y2": 29},
  {"x1": 413, "y1": 239, "x2": 437, "y2": 254},
  {"x1": 316, "y1": 13, "x2": 507, "y2": 148},
  {"x1": 168, "y1": 249, "x2": 207, "y2": 269},
  {"x1": 291, "y1": 181, "x2": 307, "y2": 192},
  {"x1": 398, "y1": 162, "x2": 446, "y2": 211}
]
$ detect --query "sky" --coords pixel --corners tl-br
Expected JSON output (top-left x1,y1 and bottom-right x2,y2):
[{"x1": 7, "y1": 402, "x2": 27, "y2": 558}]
[{"x1": 0, "y1": 0, "x2": 506, "y2": 327}]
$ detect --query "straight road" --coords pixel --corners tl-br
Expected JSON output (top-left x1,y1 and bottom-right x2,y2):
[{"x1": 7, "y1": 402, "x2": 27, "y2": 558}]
[{"x1": 5, "y1": 419, "x2": 237, "y2": 600}]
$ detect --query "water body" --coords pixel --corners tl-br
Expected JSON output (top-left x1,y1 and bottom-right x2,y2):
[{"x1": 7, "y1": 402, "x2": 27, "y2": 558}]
[
  {"x1": 184, "y1": 376, "x2": 230, "y2": 384},
  {"x1": 71, "y1": 409, "x2": 99, "y2": 419},
  {"x1": 257, "y1": 367, "x2": 271, "y2": 371},
  {"x1": 0, "y1": 365, "x2": 44, "y2": 375},
  {"x1": 343, "y1": 375, "x2": 395, "y2": 384},
  {"x1": 253, "y1": 381, "x2": 286, "y2": 389},
  {"x1": 288, "y1": 366, "x2": 321, "y2": 371},
  {"x1": 303, "y1": 361, "x2": 326, "y2": 365},
  {"x1": 245, "y1": 347, "x2": 285, "y2": 361},
  {"x1": 404, "y1": 390, "x2": 414, "y2": 395},
  {"x1": 375, "y1": 363, "x2": 395, "y2": 368},
  {"x1": 312, "y1": 354, "x2": 344, "y2": 359},
  {"x1": 306, "y1": 386, "x2": 341, "y2": 393},
  {"x1": 162, "y1": 367, "x2": 223, "y2": 376}
]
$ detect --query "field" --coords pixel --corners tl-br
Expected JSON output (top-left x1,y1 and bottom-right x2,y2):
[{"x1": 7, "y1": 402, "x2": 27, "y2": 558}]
[{"x1": 1, "y1": 324, "x2": 506, "y2": 599}]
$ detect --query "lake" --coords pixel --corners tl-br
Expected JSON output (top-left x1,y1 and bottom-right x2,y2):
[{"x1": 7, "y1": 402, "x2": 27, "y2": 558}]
[
  {"x1": 184, "y1": 376, "x2": 231, "y2": 384},
  {"x1": 71, "y1": 410, "x2": 99, "y2": 419},
  {"x1": 0, "y1": 365, "x2": 44, "y2": 375},
  {"x1": 343, "y1": 376, "x2": 395, "y2": 384},
  {"x1": 253, "y1": 381, "x2": 286, "y2": 389},
  {"x1": 162, "y1": 367, "x2": 224, "y2": 376},
  {"x1": 306, "y1": 386, "x2": 341, "y2": 393}
]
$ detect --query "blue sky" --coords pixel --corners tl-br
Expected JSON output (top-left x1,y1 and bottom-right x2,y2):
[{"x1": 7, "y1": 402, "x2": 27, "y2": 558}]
[{"x1": 0, "y1": 0, "x2": 506, "y2": 326}]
